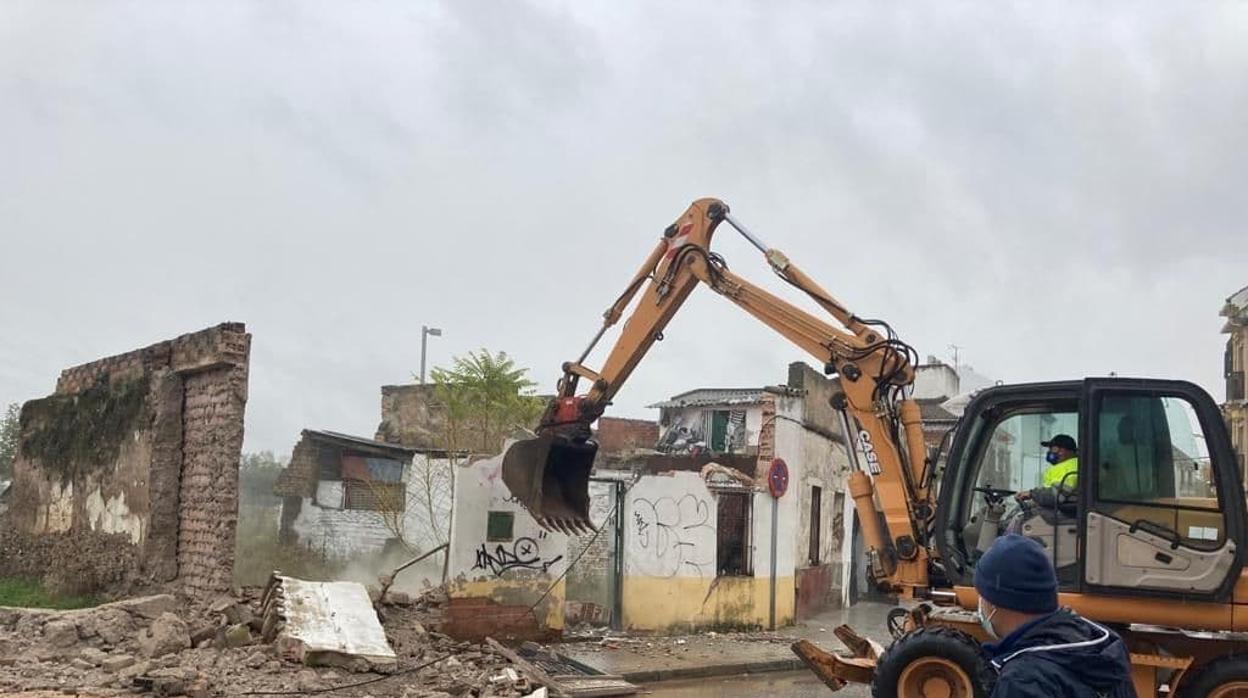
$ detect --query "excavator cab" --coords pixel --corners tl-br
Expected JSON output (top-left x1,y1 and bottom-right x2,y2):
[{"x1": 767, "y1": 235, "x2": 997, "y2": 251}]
[{"x1": 935, "y1": 377, "x2": 1247, "y2": 602}]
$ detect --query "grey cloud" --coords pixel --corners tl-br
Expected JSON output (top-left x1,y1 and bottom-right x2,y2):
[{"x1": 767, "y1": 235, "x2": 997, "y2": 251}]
[{"x1": 1, "y1": 1, "x2": 1245, "y2": 453}]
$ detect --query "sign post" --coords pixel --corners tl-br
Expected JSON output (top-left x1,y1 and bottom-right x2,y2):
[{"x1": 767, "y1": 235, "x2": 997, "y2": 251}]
[{"x1": 767, "y1": 458, "x2": 789, "y2": 630}]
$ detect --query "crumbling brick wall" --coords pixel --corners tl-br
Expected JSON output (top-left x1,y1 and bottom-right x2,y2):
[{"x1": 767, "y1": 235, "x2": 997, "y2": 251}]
[
  {"x1": 4, "y1": 323, "x2": 250, "y2": 596},
  {"x1": 594, "y1": 417, "x2": 659, "y2": 453},
  {"x1": 375, "y1": 384, "x2": 447, "y2": 449}
]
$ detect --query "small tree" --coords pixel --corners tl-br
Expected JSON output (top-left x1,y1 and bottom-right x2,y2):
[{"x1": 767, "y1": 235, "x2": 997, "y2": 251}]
[
  {"x1": 431, "y1": 350, "x2": 545, "y2": 455},
  {"x1": 405, "y1": 350, "x2": 544, "y2": 550},
  {"x1": 0, "y1": 403, "x2": 19, "y2": 479}
]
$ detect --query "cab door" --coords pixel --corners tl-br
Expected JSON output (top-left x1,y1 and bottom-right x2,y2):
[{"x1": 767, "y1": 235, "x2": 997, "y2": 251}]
[{"x1": 1080, "y1": 379, "x2": 1246, "y2": 599}]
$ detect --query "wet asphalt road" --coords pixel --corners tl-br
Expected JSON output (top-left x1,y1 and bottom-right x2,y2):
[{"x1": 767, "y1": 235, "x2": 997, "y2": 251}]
[{"x1": 643, "y1": 669, "x2": 870, "y2": 697}]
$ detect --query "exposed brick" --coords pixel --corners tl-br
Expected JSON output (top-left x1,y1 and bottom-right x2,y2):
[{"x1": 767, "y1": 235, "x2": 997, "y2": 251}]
[
  {"x1": 7, "y1": 323, "x2": 250, "y2": 596},
  {"x1": 594, "y1": 417, "x2": 659, "y2": 454}
]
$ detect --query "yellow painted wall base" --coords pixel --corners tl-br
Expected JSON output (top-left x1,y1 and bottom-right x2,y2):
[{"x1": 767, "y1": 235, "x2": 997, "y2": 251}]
[
  {"x1": 449, "y1": 578, "x2": 567, "y2": 630},
  {"x1": 622, "y1": 575, "x2": 795, "y2": 632}
]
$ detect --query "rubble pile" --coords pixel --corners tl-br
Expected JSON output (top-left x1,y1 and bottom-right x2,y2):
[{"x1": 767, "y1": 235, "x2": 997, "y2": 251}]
[{"x1": 0, "y1": 587, "x2": 562, "y2": 697}]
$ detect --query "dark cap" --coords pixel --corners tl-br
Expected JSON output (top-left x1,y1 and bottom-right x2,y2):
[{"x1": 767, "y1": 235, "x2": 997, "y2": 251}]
[
  {"x1": 1041, "y1": 434, "x2": 1077, "y2": 452},
  {"x1": 974, "y1": 535, "x2": 1059, "y2": 614}
]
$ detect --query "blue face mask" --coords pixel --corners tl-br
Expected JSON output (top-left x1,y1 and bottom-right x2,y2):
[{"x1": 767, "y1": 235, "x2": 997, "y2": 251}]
[
  {"x1": 978, "y1": 598, "x2": 998, "y2": 639},
  {"x1": 1046, "y1": 451, "x2": 1060, "y2": 465}
]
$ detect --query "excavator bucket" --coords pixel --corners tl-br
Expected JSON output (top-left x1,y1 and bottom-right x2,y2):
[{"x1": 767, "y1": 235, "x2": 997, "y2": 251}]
[{"x1": 500, "y1": 433, "x2": 598, "y2": 534}]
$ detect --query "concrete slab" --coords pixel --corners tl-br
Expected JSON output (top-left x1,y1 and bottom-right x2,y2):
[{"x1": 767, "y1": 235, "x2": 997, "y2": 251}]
[{"x1": 261, "y1": 574, "x2": 397, "y2": 669}]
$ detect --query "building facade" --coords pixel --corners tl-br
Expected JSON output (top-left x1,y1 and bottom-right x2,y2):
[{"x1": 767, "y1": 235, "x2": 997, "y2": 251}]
[
  {"x1": 273, "y1": 429, "x2": 455, "y2": 560},
  {"x1": 1223, "y1": 285, "x2": 1248, "y2": 485},
  {"x1": 623, "y1": 361, "x2": 854, "y2": 630}
]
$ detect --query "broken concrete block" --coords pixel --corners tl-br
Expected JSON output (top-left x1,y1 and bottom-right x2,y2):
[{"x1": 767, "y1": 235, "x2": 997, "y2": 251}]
[
  {"x1": 117, "y1": 658, "x2": 151, "y2": 679},
  {"x1": 189, "y1": 624, "x2": 218, "y2": 646},
  {"x1": 244, "y1": 650, "x2": 269, "y2": 668},
  {"x1": 94, "y1": 608, "x2": 132, "y2": 646},
  {"x1": 101, "y1": 654, "x2": 137, "y2": 672},
  {"x1": 43, "y1": 619, "x2": 79, "y2": 648},
  {"x1": 186, "y1": 679, "x2": 211, "y2": 698},
  {"x1": 79, "y1": 647, "x2": 110, "y2": 666},
  {"x1": 260, "y1": 574, "x2": 396, "y2": 671},
  {"x1": 295, "y1": 668, "x2": 326, "y2": 692},
  {"x1": 223, "y1": 623, "x2": 253, "y2": 648},
  {"x1": 208, "y1": 596, "x2": 235, "y2": 615},
  {"x1": 29, "y1": 645, "x2": 59, "y2": 662},
  {"x1": 208, "y1": 596, "x2": 253, "y2": 625},
  {"x1": 229, "y1": 605, "x2": 254, "y2": 627},
  {"x1": 136, "y1": 665, "x2": 199, "y2": 696},
  {"x1": 75, "y1": 616, "x2": 100, "y2": 639},
  {"x1": 386, "y1": 591, "x2": 413, "y2": 606},
  {"x1": 138, "y1": 613, "x2": 190, "y2": 658},
  {"x1": 122, "y1": 594, "x2": 179, "y2": 620}
]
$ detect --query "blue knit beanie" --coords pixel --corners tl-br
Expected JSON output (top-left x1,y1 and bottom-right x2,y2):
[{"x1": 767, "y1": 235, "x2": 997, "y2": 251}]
[{"x1": 974, "y1": 535, "x2": 1058, "y2": 613}]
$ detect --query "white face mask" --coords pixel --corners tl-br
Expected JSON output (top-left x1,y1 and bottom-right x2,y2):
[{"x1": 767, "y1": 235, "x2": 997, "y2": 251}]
[{"x1": 978, "y1": 598, "x2": 998, "y2": 639}]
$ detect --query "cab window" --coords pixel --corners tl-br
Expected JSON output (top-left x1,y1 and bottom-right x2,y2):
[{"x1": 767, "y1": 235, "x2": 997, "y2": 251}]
[{"x1": 1094, "y1": 394, "x2": 1223, "y2": 546}]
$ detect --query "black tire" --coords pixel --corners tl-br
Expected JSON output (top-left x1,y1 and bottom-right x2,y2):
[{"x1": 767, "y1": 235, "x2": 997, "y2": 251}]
[
  {"x1": 872, "y1": 626, "x2": 995, "y2": 698},
  {"x1": 1180, "y1": 655, "x2": 1248, "y2": 697}
]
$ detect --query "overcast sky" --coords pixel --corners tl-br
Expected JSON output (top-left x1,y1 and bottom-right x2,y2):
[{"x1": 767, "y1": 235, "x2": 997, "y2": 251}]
[{"x1": 2, "y1": 2, "x2": 1246, "y2": 456}]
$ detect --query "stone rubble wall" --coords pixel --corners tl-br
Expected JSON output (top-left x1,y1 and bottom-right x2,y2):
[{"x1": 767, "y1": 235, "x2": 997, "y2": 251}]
[{"x1": 5, "y1": 323, "x2": 250, "y2": 596}]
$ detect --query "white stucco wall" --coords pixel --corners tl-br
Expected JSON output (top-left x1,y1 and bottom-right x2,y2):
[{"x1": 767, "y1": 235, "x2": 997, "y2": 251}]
[
  {"x1": 289, "y1": 457, "x2": 455, "y2": 561},
  {"x1": 624, "y1": 471, "x2": 719, "y2": 579},
  {"x1": 446, "y1": 452, "x2": 569, "y2": 582},
  {"x1": 760, "y1": 396, "x2": 803, "y2": 578},
  {"x1": 291, "y1": 480, "x2": 396, "y2": 559}
]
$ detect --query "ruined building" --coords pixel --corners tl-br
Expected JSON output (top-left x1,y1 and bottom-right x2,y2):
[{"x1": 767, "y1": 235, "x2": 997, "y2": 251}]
[
  {"x1": 1223, "y1": 285, "x2": 1248, "y2": 484},
  {"x1": 3, "y1": 323, "x2": 250, "y2": 595},
  {"x1": 273, "y1": 429, "x2": 457, "y2": 558},
  {"x1": 375, "y1": 384, "x2": 447, "y2": 449}
]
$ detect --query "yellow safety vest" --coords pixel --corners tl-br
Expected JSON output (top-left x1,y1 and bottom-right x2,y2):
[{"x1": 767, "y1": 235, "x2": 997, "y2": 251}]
[{"x1": 1042, "y1": 456, "x2": 1079, "y2": 489}]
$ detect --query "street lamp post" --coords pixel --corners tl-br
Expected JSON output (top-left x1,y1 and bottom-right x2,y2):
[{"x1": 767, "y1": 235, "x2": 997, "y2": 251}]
[{"x1": 420, "y1": 325, "x2": 442, "y2": 384}]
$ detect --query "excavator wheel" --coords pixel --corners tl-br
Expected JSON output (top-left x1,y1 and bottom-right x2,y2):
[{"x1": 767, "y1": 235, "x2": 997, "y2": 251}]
[
  {"x1": 1180, "y1": 656, "x2": 1248, "y2": 697},
  {"x1": 872, "y1": 626, "x2": 994, "y2": 698}
]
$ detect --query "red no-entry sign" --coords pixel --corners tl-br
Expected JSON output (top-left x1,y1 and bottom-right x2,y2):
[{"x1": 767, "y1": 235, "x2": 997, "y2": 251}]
[{"x1": 767, "y1": 458, "x2": 789, "y2": 498}]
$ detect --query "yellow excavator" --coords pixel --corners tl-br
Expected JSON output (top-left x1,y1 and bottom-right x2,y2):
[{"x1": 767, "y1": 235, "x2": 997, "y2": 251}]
[{"x1": 501, "y1": 198, "x2": 1248, "y2": 697}]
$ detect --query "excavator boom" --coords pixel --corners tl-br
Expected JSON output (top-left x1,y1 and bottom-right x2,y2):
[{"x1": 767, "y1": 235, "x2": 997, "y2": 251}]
[{"x1": 501, "y1": 198, "x2": 932, "y2": 594}]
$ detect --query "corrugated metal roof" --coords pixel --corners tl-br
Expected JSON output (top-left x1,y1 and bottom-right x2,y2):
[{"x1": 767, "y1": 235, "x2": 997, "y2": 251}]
[
  {"x1": 303, "y1": 429, "x2": 417, "y2": 457},
  {"x1": 647, "y1": 388, "x2": 768, "y2": 409},
  {"x1": 1231, "y1": 285, "x2": 1248, "y2": 311}
]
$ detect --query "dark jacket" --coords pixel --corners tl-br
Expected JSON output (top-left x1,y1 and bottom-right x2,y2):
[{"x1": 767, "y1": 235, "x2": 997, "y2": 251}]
[{"x1": 985, "y1": 609, "x2": 1136, "y2": 698}]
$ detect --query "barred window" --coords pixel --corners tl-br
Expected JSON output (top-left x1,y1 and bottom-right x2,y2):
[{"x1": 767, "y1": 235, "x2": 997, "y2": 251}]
[{"x1": 343, "y1": 480, "x2": 406, "y2": 511}]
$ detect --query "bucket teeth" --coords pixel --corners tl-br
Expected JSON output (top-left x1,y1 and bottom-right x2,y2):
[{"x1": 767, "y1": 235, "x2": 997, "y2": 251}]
[{"x1": 500, "y1": 433, "x2": 598, "y2": 530}]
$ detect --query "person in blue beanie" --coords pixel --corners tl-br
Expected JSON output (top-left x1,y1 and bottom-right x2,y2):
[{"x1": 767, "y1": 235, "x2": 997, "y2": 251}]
[{"x1": 975, "y1": 535, "x2": 1136, "y2": 698}]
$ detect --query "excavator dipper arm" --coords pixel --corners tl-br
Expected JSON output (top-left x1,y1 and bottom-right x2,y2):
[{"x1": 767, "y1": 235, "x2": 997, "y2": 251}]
[{"x1": 501, "y1": 198, "x2": 932, "y2": 594}]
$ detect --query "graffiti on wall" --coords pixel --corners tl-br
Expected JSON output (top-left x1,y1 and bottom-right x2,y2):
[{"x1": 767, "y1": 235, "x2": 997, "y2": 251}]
[
  {"x1": 629, "y1": 493, "x2": 715, "y2": 577},
  {"x1": 472, "y1": 537, "x2": 564, "y2": 577}
]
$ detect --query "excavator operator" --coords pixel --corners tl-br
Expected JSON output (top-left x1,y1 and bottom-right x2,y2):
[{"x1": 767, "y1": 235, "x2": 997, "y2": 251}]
[{"x1": 1017, "y1": 434, "x2": 1079, "y2": 507}]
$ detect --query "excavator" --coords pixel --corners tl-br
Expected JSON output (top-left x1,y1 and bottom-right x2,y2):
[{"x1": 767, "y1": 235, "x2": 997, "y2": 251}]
[{"x1": 500, "y1": 198, "x2": 1248, "y2": 697}]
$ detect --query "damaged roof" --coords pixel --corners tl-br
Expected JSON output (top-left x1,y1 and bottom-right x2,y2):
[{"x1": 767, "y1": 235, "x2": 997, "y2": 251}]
[
  {"x1": 1223, "y1": 284, "x2": 1248, "y2": 332},
  {"x1": 648, "y1": 386, "x2": 795, "y2": 409},
  {"x1": 303, "y1": 429, "x2": 417, "y2": 458}
]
